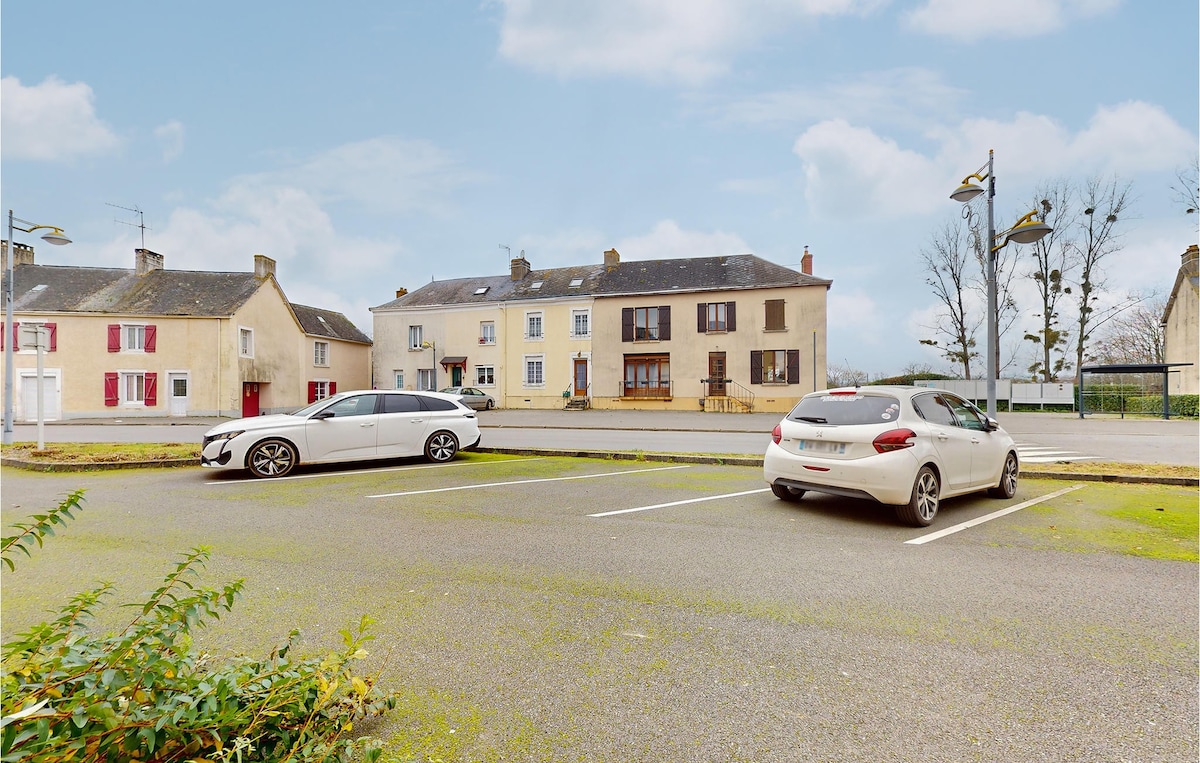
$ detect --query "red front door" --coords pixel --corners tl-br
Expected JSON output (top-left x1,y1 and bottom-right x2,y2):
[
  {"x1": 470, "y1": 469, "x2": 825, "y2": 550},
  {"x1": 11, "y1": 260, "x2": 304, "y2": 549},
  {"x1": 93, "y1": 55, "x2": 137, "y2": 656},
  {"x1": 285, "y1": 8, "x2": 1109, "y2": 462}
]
[{"x1": 242, "y1": 382, "x2": 260, "y2": 417}]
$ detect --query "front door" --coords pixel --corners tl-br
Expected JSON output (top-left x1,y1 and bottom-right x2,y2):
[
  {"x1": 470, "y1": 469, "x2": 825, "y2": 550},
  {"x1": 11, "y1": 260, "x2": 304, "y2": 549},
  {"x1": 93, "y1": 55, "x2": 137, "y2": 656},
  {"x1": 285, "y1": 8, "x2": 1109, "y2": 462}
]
[
  {"x1": 708, "y1": 353, "x2": 727, "y2": 396},
  {"x1": 242, "y1": 382, "x2": 260, "y2": 417},
  {"x1": 451, "y1": 365, "x2": 463, "y2": 386},
  {"x1": 168, "y1": 373, "x2": 189, "y2": 416},
  {"x1": 20, "y1": 373, "x2": 59, "y2": 422},
  {"x1": 573, "y1": 359, "x2": 588, "y2": 396}
]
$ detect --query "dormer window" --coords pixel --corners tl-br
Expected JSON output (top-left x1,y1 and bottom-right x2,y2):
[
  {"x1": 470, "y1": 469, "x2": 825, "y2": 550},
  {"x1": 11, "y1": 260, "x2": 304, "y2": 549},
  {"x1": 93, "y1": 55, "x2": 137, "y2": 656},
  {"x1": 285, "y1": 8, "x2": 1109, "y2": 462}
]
[{"x1": 474, "y1": 286, "x2": 490, "y2": 295}]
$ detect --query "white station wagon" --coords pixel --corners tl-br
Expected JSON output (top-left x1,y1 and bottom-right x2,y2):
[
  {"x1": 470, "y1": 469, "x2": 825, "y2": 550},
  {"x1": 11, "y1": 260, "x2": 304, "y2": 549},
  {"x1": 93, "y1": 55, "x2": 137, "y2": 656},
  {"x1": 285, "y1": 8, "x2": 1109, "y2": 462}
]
[{"x1": 201, "y1": 390, "x2": 481, "y2": 478}]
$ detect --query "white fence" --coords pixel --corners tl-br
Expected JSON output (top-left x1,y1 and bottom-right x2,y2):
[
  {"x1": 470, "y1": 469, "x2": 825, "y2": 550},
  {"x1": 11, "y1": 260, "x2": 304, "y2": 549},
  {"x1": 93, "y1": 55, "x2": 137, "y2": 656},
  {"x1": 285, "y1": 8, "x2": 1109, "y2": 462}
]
[{"x1": 914, "y1": 379, "x2": 1075, "y2": 409}]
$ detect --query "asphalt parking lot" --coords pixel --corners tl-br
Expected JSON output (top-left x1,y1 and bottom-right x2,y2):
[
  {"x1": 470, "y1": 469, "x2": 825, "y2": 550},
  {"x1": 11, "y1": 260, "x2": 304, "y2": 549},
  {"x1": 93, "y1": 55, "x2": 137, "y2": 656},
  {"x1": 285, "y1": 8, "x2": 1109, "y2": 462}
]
[{"x1": 2, "y1": 453, "x2": 1196, "y2": 762}]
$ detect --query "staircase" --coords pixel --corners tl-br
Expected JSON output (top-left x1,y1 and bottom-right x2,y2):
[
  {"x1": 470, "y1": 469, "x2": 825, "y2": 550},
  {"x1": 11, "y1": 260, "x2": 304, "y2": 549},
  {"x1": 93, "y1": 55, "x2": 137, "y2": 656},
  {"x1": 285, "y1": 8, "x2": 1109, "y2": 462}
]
[{"x1": 563, "y1": 397, "x2": 590, "y2": 411}]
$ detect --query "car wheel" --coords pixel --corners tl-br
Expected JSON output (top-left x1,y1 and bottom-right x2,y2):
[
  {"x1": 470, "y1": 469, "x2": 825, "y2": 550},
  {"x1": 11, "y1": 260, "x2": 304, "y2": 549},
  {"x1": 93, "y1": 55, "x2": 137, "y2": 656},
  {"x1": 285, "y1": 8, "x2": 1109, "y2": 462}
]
[
  {"x1": 770, "y1": 483, "x2": 806, "y2": 501},
  {"x1": 896, "y1": 466, "x2": 939, "y2": 527},
  {"x1": 485, "y1": 399, "x2": 495, "y2": 410},
  {"x1": 247, "y1": 439, "x2": 297, "y2": 478},
  {"x1": 425, "y1": 431, "x2": 459, "y2": 463},
  {"x1": 988, "y1": 452, "x2": 1019, "y2": 498}
]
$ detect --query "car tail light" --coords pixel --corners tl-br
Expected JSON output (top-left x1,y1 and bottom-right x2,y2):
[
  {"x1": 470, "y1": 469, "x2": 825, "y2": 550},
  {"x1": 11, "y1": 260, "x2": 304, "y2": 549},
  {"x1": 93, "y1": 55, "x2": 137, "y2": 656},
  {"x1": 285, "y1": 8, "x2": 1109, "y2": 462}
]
[
  {"x1": 872, "y1": 428, "x2": 916, "y2": 453},
  {"x1": 771, "y1": 424, "x2": 782, "y2": 444}
]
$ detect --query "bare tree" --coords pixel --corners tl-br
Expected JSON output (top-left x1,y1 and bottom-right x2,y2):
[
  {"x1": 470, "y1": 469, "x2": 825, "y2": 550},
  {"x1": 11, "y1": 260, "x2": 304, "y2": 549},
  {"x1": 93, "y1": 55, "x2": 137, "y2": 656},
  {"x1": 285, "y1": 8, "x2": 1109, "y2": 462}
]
[
  {"x1": 1089, "y1": 295, "x2": 1165, "y2": 365},
  {"x1": 918, "y1": 219, "x2": 981, "y2": 378},
  {"x1": 1170, "y1": 156, "x2": 1198, "y2": 219},
  {"x1": 1071, "y1": 176, "x2": 1134, "y2": 389},
  {"x1": 1023, "y1": 180, "x2": 1076, "y2": 381},
  {"x1": 826, "y1": 362, "x2": 869, "y2": 388}
]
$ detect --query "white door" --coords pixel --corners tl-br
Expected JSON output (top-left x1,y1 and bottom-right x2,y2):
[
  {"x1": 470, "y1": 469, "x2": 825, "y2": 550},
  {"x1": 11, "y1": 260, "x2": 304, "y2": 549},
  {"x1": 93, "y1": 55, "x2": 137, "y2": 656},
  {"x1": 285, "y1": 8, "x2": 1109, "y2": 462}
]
[
  {"x1": 303, "y1": 393, "x2": 380, "y2": 461},
  {"x1": 168, "y1": 373, "x2": 189, "y2": 416},
  {"x1": 20, "y1": 374, "x2": 60, "y2": 422}
]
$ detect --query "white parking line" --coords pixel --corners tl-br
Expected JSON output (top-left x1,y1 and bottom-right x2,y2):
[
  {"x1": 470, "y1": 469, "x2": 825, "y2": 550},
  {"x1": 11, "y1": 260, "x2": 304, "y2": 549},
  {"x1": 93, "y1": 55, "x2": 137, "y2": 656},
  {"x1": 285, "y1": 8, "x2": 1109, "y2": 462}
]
[
  {"x1": 365, "y1": 464, "x2": 691, "y2": 498},
  {"x1": 904, "y1": 484, "x2": 1087, "y2": 545},
  {"x1": 1016, "y1": 444, "x2": 1100, "y2": 463},
  {"x1": 204, "y1": 456, "x2": 543, "y2": 485},
  {"x1": 589, "y1": 488, "x2": 771, "y2": 517}
]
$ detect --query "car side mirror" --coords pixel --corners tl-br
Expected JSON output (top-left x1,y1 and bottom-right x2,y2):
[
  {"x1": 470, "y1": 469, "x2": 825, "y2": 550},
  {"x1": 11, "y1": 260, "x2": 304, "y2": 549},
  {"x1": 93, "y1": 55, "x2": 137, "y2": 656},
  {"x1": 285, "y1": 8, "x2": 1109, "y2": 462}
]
[
  {"x1": 984, "y1": 417, "x2": 999, "y2": 432},
  {"x1": 312, "y1": 410, "x2": 335, "y2": 420}
]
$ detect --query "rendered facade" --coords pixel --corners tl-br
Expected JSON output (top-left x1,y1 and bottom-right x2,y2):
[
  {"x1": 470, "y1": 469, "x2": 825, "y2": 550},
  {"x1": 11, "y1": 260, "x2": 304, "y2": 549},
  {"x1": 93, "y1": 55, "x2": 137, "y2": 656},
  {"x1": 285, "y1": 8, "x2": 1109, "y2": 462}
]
[{"x1": 1162, "y1": 244, "x2": 1199, "y2": 394}]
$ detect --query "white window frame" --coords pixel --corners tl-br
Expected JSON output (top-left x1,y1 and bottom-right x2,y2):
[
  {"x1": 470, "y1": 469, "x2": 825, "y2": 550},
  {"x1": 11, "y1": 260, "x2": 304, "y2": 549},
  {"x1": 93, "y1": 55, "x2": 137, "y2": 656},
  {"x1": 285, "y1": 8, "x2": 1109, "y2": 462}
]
[
  {"x1": 523, "y1": 354, "x2": 545, "y2": 387},
  {"x1": 393, "y1": 370, "x2": 405, "y2": 390},
  {"x1": 119, "y1": 370, "x2": 147, "y2": 405},
  {"x1": 238, "y1": 326, "x2": 254, "y2": 358},
  {"x1": 408, "y1": 325, "x2": 424, "y2": 350},
  {"x1": 313, "y1": 340, "x2": 329, "y2": 367},
  {"x1": 571, "y1": 309, "x2": 590, "y2": 339},
  {"x1": 123, "y1": 323, "x2": 147, "y2": 353},
  {"x1": 312, "y1": 379, "x2": 331, "y2": 400},
  {"x1": 525, "y1": 311, "x2": 543, "y2": 341},
  {"x1": 476, "y1": 365, "x2": 495, "y2": 386},
  {"x1": 480, "y1": 321, "x2": 496, "y2": 345},
  {"x1": 417, "y1": 368, "x2": 436, "y2": 391}
]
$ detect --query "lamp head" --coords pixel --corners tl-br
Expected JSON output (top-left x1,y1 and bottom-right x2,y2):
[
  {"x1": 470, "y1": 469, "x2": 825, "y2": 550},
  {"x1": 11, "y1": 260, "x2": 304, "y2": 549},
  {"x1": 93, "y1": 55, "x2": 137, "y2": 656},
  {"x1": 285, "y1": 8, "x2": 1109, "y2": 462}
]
[
  {"x1": 950, "y1": 181, "x2": 985, "y2": 203},
  {"x1": 40, "y1": 228, "x2": 72, "y2": 246},
  {"x1": 1007, "y1": 219, "x2": 1052, "y2": 245}
]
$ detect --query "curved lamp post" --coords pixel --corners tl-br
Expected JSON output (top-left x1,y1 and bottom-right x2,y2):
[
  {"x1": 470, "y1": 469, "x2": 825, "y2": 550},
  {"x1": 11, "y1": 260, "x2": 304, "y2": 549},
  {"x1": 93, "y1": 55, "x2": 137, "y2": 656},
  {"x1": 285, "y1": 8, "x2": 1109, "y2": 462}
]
[
  {"x1": 5, "y1": 210, "x2": 72, "y2": 445},
  {"x1": 950, "y1": 151, "x2": 1051, "y2": 419}
]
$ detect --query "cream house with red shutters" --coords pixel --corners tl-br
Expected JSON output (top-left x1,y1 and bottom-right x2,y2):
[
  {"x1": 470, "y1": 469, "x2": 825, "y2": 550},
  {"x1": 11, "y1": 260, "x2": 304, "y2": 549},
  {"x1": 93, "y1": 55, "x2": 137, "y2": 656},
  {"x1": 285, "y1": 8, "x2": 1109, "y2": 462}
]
[{"x1": 0, "y1": 244, "x2": 371, "y2": 421}]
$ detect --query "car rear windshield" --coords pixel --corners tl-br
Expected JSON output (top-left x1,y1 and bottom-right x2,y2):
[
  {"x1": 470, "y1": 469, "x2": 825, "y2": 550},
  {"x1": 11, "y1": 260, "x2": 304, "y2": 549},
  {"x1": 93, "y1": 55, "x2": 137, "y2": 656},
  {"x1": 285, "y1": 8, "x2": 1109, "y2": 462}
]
[{"x1": 786, "y1": 393, "x2": 901, "y2": 425}]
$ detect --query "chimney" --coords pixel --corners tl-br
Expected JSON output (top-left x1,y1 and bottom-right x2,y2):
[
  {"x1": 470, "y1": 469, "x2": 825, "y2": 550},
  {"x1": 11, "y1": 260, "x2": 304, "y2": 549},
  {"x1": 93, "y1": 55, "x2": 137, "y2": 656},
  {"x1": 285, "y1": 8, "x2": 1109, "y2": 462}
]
[
  {"x1": 135, "y1": 248, "x2": 165, "y2": 276},
  {"x1": 800, "y1": 245, "x2": 813, "y2": 276},
  {"x1": 254, "y1": 254, "x2": 276, "y2": 278},
  {"x1": 395, "y1": 288, "x2": 408, "y2": 298},
  {"x1": 2, "y1": 241, "x2": 36, "y2": 270},
  {"x1": 510, "y1": 251, "x2": 531, "y2": 281},
  {"x1": 604, "y1": 248, "x2": 620, "y2": 268}
]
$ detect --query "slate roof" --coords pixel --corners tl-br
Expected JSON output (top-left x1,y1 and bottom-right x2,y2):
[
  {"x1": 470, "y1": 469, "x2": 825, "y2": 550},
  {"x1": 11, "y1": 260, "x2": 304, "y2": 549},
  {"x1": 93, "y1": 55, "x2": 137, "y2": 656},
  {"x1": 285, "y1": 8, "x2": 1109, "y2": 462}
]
[
  {"x1": 373, "y1": 254, "x2": 829, "y2": 310},
  {"x1": 291, "y1": 303, "x2": 371, "y2": 344}
]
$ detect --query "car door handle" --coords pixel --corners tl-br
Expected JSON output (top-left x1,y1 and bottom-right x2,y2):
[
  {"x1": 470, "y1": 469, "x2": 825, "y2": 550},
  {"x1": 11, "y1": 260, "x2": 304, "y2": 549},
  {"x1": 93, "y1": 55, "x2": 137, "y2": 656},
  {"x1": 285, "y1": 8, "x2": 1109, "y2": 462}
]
[
  {"x1": 937, "y1": 433, "x2": 949, "y2": 441},
  {"x1": 361, "y1": 422, "x2": 375, "y2": 428}
]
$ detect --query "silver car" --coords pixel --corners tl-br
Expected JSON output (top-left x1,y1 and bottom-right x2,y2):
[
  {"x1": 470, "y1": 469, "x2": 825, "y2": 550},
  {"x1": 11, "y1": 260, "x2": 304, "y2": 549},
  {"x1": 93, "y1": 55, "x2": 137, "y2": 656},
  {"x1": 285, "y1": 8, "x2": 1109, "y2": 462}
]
[
  {"x1": 439, "y1": 386, "x2": 496, "y2": 410},
  {"x1": 201, "y1": 390, "x2": 481, "y2": 478}
]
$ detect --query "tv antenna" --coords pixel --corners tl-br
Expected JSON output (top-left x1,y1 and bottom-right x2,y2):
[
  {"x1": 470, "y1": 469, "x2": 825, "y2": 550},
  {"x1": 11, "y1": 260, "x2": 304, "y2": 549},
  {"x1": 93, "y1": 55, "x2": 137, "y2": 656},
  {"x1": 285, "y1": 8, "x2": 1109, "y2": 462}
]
[
  {"x1": 106, "y1": 202, "x2": 150, "y2": 250},
  {"x1": 499, "y1": 244, "x2": 511, "y2": 259}
]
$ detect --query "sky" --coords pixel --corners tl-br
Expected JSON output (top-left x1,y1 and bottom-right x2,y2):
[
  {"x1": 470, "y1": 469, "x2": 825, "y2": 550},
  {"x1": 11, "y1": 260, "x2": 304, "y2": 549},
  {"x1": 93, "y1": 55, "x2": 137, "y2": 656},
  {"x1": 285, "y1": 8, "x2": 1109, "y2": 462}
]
[{"x1": 2, "y1": 0, "x2": 1196, "y2": 377}]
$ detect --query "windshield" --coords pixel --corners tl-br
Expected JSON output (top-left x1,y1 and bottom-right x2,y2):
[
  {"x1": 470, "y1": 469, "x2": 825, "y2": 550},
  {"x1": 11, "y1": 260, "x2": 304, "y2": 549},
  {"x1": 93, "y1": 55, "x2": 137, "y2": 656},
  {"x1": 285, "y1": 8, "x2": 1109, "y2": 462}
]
[
  {"x1": 787, "y1": 393, "x2": 901, "y2": 425},
  {"x1": 290, "y1": 393, "x2": 350, "y2": 417}
]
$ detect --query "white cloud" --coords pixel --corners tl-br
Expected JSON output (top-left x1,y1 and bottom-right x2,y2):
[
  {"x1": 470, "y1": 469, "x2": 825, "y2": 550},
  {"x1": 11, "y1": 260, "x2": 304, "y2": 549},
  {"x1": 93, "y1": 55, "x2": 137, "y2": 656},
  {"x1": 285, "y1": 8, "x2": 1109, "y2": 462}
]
[
  {"x1": 906, "y1": 0, "x2": 1120, "y2": 42},
  {"x1": 154, "y1": 120, "x2": 185, "y2": 163},
  {"x1": 615, "y1": 219, "x2": 751, "y2": 259},
  {"x1": 0, "y1": 76, "x2": 120, "y2": 161},
  {"x1": 496, "y1": 0, "x2": 879, "y2": 84}
]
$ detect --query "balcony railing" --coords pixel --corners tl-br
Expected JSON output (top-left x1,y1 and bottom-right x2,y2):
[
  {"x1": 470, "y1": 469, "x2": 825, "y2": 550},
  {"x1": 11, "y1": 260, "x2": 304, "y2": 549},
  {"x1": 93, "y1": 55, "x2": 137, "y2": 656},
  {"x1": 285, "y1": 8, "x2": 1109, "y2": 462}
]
[{"x1": 620, "y1": 380, "x2": 673, "y2": 398}]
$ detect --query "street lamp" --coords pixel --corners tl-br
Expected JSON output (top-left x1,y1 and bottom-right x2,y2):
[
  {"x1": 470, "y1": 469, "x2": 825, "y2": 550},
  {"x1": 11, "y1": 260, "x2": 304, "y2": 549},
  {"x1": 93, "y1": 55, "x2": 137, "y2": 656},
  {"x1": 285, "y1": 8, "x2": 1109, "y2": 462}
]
[
  {"x1": 421, "y1": 339, "x2": 437, "y2": 391},
  {"x1": 5, "y1": 210, "x2": 72, "y2": 445},
  {"x1": 950, "y1": 151, "x2": 1051, "y2": 419}
]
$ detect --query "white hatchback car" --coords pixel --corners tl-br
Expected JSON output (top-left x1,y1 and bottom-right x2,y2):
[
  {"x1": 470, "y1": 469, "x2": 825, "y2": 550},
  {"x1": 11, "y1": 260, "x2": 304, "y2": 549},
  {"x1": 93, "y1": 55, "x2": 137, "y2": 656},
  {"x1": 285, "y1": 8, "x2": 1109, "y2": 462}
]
[
  {"x1": 201, "y1": 390, "x2": 481, "y2": 478},
  {"x1": 763, "y1": 386, "x2": 1019, "y2": 526}
]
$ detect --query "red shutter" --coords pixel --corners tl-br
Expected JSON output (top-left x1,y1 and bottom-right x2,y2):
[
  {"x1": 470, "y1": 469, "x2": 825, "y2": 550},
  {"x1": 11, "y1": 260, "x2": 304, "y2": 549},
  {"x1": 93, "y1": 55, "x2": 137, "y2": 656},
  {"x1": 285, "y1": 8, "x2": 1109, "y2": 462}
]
[
  {"x1": 658, "y1": 306, "x2": 671, "y2": 341},
  {"x1": 308, "y1": 381, "x2": 318, "y2": 403},
  {"x1": 329, "y1": 381, "x2": 337, "y2": 395},
  {"x1": 46, "y1": 323, "x2": 57, "y2": 352},
  {"x1": 697, "y1": 303, "x2": 707, "y2": 333},
  {"x1": 145, "y1": 373, "x2": 158, "y2": 406},
  {"x1": 622, "y1": 308, "x2": 634, "y2": 342},
  {"x1": 726, "y1": 303, "x2": 736, "y2": 332},
  {"x1": 4, "y1": 322, "x2": 18, "y2": 350},
  {"x1": 750, "y1": 351, "x2": 763, "y2": 385},
  {"x1": 144, "y1": 324, "x2": 156, "y2": 353},
  {"x1": 786, "y1": 349, "x2": 800, "y2": 384},
  {"x1": 104, "y1": 373, "x2": 119, "y2": 406},
  {"x1": 108, "y1": 324, "x2": 121, "y2": 352}
]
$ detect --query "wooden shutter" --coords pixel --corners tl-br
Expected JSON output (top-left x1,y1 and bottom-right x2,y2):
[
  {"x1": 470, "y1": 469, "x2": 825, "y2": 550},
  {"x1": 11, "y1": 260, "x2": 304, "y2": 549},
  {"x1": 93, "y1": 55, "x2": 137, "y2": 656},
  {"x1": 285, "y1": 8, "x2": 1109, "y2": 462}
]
[
  {"x1": 46, "y1": 323, "x2": 57, "y2": 352},
  {"x1": 104, "y1": 373, "x2": 119, "y2": 406},
  {"x1": 658, "y1": 306, "x2": 671, "y2": 340},
  {"x1": 697, "y1": 304, "x2": 707, "y2": 333},
  {"x1": 622, "y1": 308, "x2": 634, "y2": 342},
  {"x1": 2, "y1": 321, "x2": 15, "y2": 350},
  {"x1": 786, "y1": 349, "x2": 800, "y2": 384},
  {"x1": 145, "y1": 373, "x2": 158, "y2": 406},
  {"x1": 765, "y1": 299, "x2": 785, "y2": 330},
  {"x1": 750, "y1": 351, "x2": 763, "y2": 385},
  {"x1": 726, "y1": 302, "x2": 736, "y2": 332},
  {"x1": 329, "y1": 381, "x2": 337, "y2": 395},
  {"x1": 144, "y1": 325, "x2": 157, "y2": 353},
  {"x1": 107, "y1": 324, "x2": 121, "y2": 352},
  {"x1": 308, "y1": 381, "x2": 318, "y2": 403}
]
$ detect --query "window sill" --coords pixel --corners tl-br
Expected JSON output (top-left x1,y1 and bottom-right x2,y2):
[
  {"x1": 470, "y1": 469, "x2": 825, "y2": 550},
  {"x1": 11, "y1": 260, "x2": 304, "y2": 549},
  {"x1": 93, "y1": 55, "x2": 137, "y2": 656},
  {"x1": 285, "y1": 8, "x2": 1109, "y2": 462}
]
[{"x1": 763, "y1": 328, "x2": 789, "y2": 333}]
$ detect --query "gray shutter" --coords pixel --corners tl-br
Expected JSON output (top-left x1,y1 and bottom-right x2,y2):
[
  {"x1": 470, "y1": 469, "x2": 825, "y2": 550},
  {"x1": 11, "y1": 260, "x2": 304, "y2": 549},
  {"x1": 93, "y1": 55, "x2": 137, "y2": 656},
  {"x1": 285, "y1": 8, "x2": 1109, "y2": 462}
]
[
  {"x1": 622, "y1": 308, "x2": 634, "y2": 342},
  {"x1": 659, "y1": 306, "x2": 671, "y2": 340},
  {"x1": 697, "y1": 303, "x2": 707, "y2": 333},
  {"x1": 726, "y1": 302, "x2": 736, "y2": 332}
]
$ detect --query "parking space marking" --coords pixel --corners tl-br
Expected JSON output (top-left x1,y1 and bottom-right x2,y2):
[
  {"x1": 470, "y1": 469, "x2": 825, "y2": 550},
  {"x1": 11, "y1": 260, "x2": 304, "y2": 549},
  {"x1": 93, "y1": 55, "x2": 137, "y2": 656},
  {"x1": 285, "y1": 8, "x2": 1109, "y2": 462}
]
[
  {"x1": 905, "y1": 484, "x2": 1087, "y2": 545},
  {"x1": 365, "y1": 464, "x2": 691, "y2": 499},
  {"x1": 589, "y1": 488, "x2": 771, "y2": 518},
  {"x1": 1016, "y1": 444, "x2": 1100, "y2": 463},
  {"x1": 204, "y1": 456, "x2": 543, "y2": 485}
]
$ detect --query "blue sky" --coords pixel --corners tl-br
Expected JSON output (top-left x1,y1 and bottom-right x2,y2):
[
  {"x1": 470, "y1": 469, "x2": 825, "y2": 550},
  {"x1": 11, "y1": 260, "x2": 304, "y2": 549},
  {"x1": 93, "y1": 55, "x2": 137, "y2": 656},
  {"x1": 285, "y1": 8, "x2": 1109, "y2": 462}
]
[{"x1": 3, "y1": 0, "x2": 1196, "y2": 376}]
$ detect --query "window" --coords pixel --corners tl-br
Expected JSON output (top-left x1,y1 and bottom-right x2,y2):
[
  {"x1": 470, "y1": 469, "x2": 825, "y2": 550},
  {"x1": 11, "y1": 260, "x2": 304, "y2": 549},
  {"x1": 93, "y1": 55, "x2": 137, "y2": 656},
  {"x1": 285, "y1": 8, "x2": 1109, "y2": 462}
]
[
  {"x1": 750, "y1": 349, "x2": 800, "y2": 384},
  {"x1": 311, "y1": 380, "x2": 329, "y2": 401},
  {"x1": 7, "y1": 322, "x2": 58, "y2": 353},
  {"x1": 474, "y1": 286, "x2": 490, "y2": 295},
  {"x1": 107, "y1": 323, "x2": 155, "y2": 353},
  {"x1": 104, "y1": 371, "x2": 158, "y2": 407},
  {"x1": 765, "y1": 299, "x2": 786, "y2": 331},
  {"x1": 125, "y1": 373, "x2": 145, "y2": 403},
  {"x1": 381, "y1": 393, "x2": 422, "y2": 413},
  {"x1": 622, "y1": 354, "x2": 671, "y2": 398},
  {"x1": 417, "y1": 368, "x2": 436, "y2": 391},
  {"x1": 394, "y1": 370, "x2": 404, "y2": 390},
  {"x1": 409, "y1": 325, "x2": 424, "y2": 350},
  {"x1": 912, "y1": 393, "x2": 958, "y2": 427},
  {"x1": 524, "y1": 355, "x2": 544, "y2": 386},
  {"x1": 126, "y1": 325, "x2": 146, "y2": 351},
  {"x1": 698, "y1": 302, "x2": 736, "y2": 333},
  {"x1": 322, "y1": 394, "x2": 378, "y2": 417},
  {"x1": 476, "y1": 365, "x2": 495, "y2": 386},
  {"x1": 622, "y1": 306, "x2": 671, "y2": 342},
  {"x1": 314, "y1": 341, "x2": 329, "y2": 366},
  {"x1": 480, "y1": 321, "x2": 495, "y2": 344},
  {"x1": 762, "y1": 350, "x2": 787, "y2": 383},
  {"x1": 571, "y1": 309, "x2": 590, "y2": 338},
  {"x1": 531, "y1": 281, "x2": 543, "y2": 290},
  {"x1": 568, "y1": 277, "x2": 584, "y2": 288},
  {"x1": 526, "y1": 312, "x2": 543, "y2": 340},
  {"x1": 239, "y1": 327, "x2": 254, "y2": 358}
]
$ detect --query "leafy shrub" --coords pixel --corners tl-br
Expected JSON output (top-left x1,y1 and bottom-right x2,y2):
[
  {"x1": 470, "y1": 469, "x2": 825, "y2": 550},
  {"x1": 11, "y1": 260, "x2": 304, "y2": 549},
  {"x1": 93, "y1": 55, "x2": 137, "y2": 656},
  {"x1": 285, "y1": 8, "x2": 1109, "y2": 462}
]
[{"x1": 2, "y1": 490, "x2": 398, "y2": 762}]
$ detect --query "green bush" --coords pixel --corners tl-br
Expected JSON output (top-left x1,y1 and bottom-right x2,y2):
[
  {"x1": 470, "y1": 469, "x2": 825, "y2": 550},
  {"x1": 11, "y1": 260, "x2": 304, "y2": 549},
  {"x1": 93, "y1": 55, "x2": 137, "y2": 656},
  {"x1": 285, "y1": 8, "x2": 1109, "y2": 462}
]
[{"x1": 2, "y1": 490, "x2": 398, "y2": 762}]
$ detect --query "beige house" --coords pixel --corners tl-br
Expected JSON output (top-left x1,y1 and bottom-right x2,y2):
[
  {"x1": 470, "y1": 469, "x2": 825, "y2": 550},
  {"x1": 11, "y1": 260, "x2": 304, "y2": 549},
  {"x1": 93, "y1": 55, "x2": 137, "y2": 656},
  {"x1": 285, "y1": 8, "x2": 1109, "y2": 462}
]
[
  {"x1": 372, "y1": 248, "x2": 830, "y2": 413},
  {"x1": 1162, "y1": 243, "x2": 1199, "y2": 394},
  {"x1": 1, "y1": 244, "x2": 371, "y2": 420}
]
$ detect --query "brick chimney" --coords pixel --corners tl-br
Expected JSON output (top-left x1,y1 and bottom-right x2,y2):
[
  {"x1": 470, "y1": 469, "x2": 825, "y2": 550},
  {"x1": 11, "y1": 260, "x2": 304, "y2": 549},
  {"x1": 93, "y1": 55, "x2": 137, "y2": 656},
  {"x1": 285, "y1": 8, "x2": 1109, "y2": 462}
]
[
  {"x1": 510, "y1": 251, "x2": 531, "y2": 281},
  {"x1": 395, "y1": 288, "x2": 408, "y2": 298},
  {"x1": 800, "y1": 245, "x2": 813, "y2": 276},
  {"x1": 135, "y1": 248, "x2": 165, "y2": 276},
  {"x1": 254, "y1": 254, "x2": 276, "y2": 278},
  {"x1": 2, "y1": 241, "x2": 36, "y2": 270},
  {"x1": 604, "y1": 248, "x2": 620, "y2": 268}
]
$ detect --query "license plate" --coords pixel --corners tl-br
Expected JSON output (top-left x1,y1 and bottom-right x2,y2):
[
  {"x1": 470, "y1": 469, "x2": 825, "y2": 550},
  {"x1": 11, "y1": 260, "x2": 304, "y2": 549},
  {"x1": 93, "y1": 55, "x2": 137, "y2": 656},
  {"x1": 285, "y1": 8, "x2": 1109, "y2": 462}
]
[{"x1": 797, "y1": 439, "x2": 845, "y2": 454}]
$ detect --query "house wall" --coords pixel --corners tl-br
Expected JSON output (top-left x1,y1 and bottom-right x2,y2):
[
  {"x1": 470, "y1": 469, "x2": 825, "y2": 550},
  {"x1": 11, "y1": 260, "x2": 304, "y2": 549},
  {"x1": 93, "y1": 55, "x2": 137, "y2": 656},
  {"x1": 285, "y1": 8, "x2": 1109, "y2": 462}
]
[
  {"x1": 1163, "y1": 248, "x2": 1199, "y2": 395},
  {"x1": 501, "y1": 297, "x2": 593, "y2": 409},
  {"x1": 225, "y1": 284, "x2": 311, "y2": 415},
  {"x1": 299, "y1": 333, "x2": 371, "y2": 398}
]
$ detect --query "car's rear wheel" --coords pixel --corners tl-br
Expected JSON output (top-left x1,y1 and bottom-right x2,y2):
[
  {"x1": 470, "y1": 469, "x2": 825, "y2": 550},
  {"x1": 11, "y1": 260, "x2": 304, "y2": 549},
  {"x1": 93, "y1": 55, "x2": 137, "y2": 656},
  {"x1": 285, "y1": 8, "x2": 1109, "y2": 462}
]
[
  {"x1": 247, "y1": 439, "x2": 297, "y2": 478},
  {"x1": 989, "y1": 452, "x2": 1019, "y2": 498},
  {"x1": 896, "y1": 466, "x2": 939, "y2": 527},
  {"x1": 485, "y1": 399, "x2": 495, "y2": 410},
  {"x1": 771, "y1": 483, "x2": 806, "y2": 501},
  {"x1": 424, "y1": 431, "x2": 459, "y2": 462}
]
